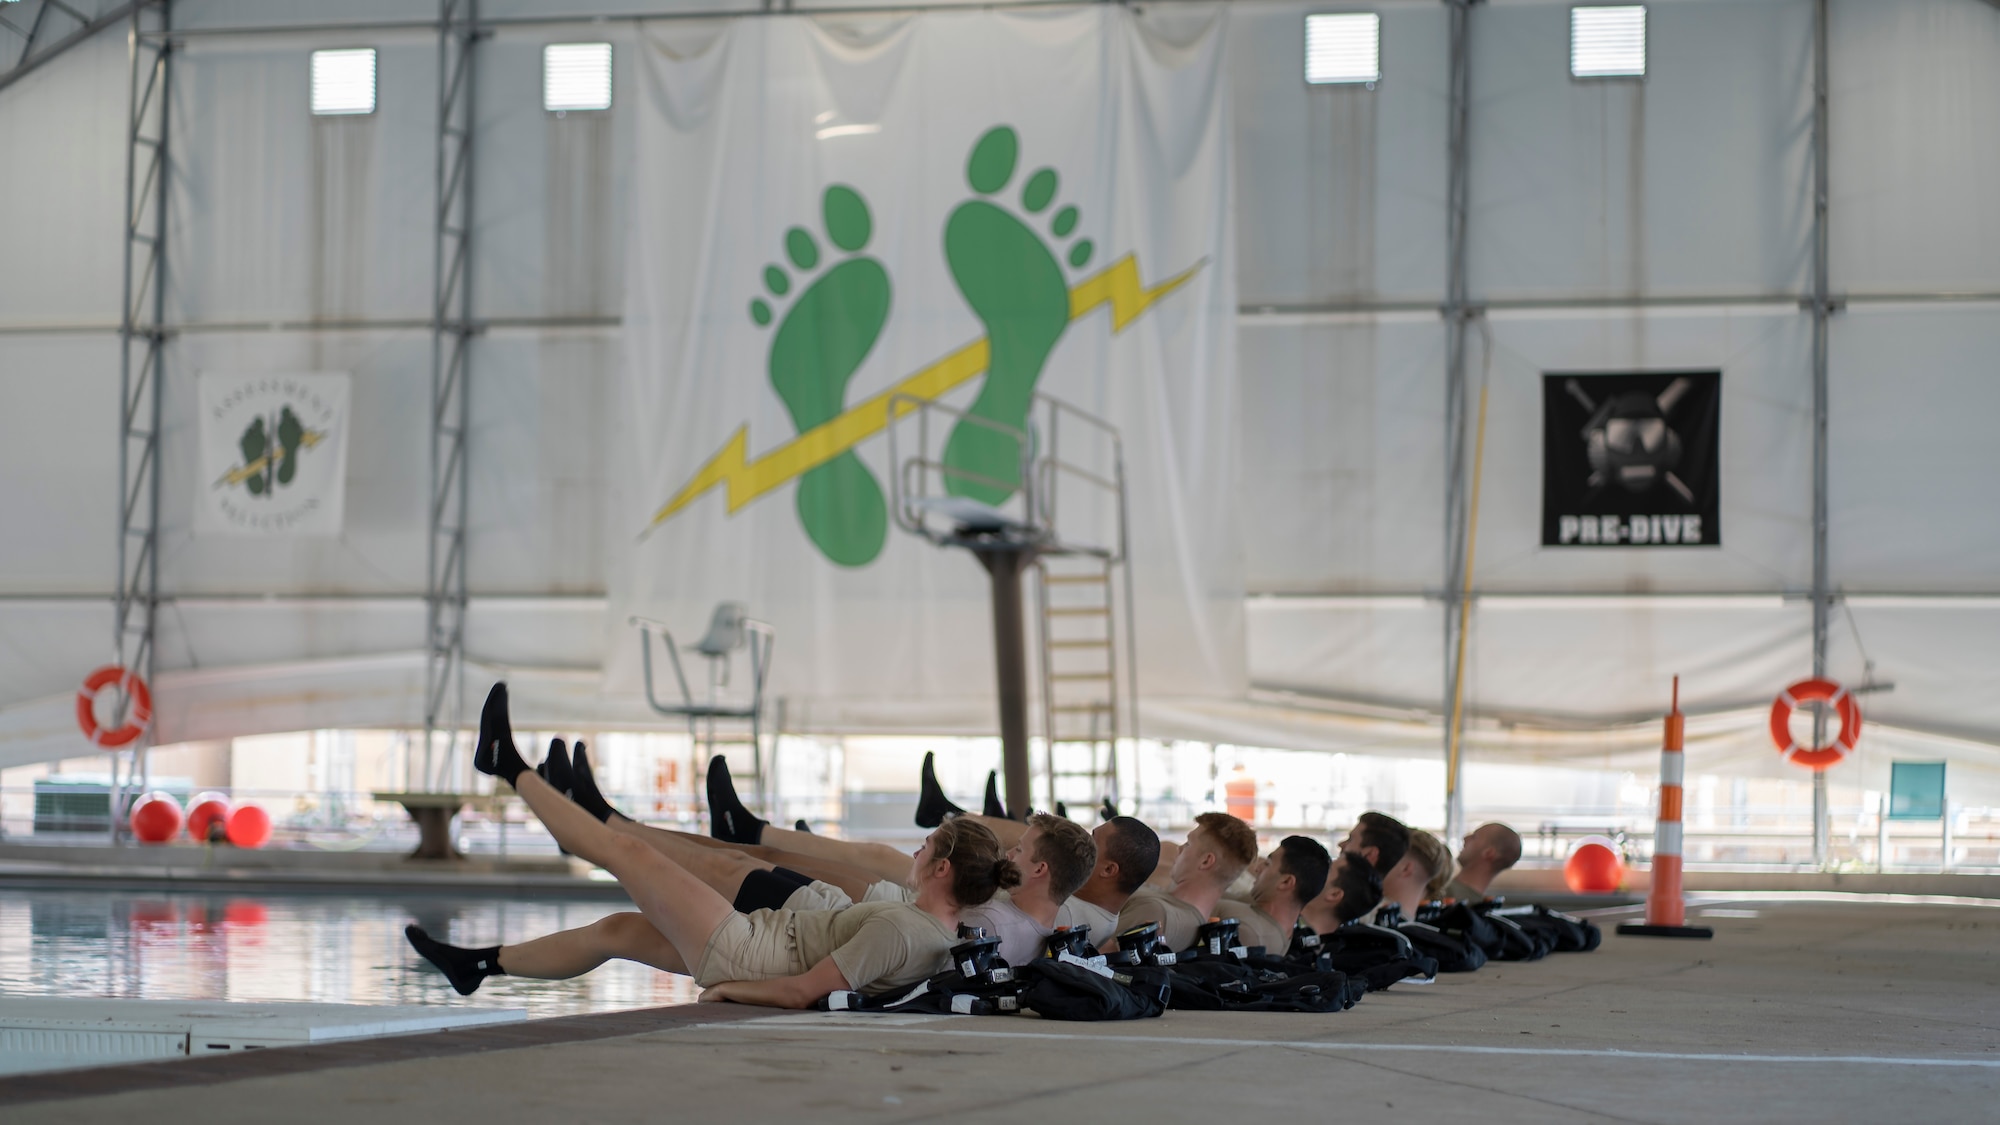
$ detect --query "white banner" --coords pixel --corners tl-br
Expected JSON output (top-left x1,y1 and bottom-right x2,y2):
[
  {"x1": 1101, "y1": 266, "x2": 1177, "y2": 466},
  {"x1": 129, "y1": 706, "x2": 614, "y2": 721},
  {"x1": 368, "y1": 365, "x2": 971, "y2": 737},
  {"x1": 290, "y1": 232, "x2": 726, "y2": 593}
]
[
  {"x1": 610, "y1": 6, "x2": 1243, "y2": 733},
  {"x1": 196, "y1": 372, "x2": 350, "y2": 537}
]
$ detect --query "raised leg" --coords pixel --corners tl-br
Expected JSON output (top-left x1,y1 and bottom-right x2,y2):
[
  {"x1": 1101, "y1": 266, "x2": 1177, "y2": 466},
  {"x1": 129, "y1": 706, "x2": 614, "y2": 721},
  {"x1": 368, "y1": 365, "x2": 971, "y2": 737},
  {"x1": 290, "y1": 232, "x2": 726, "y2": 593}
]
[
  {"x1": 512, "y1": 770, "x2": 734, "y2": 965},
  {"x1": 757, "y1": 823, "x2": 914, "y2": 887},
  {"x1": 500, "y1": 911, "x2": 690, "y2": 979}
]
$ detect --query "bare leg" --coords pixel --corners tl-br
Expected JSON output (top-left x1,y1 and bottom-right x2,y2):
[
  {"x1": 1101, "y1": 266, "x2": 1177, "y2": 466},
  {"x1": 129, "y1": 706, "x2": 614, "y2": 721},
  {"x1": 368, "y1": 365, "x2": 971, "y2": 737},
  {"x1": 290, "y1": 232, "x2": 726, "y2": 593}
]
[
  {"x1": 500, "y1": 911, "x2": 690, "y2": 979},
  {"x1": 604, "y1": 819, "x2": 771, "y2": 898},
  {"x1": 756, "y1": 824, "x2": 916, "y2": 886},
  {"x1": 614, "y1": 822, "x2": 882, "y2": 901},
  {"x1": 512, "y1": 770, "x2": 733, "y2": 965},
  {"x1": 956, "y1": 815, "x2": 1028, "y2": 849}
]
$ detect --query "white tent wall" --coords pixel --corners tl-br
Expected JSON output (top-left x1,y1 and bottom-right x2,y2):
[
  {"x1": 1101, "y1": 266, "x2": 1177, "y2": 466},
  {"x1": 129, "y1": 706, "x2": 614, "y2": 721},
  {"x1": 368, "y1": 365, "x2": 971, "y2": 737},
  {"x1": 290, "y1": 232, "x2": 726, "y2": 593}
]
[{"x1": 0, "y1": 0, "x2": 1996, "y2": 805}]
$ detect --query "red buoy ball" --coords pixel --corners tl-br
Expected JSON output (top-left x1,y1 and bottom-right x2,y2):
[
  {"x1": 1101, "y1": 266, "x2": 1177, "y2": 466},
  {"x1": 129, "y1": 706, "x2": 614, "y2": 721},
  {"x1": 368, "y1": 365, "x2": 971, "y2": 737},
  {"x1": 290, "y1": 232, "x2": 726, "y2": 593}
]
[
  {"x1": 225, "y1": 804, "x2": 272, "y2": 849},
  {"x1": 1564, "y1": 837, "x2": 1625, "y2": 894},
  {"x1": 129, "y1": 792, "x2": 184, "y2": 844},
  {"x1": 186, "y1": 792, "x2": 233, "y2": 842}
]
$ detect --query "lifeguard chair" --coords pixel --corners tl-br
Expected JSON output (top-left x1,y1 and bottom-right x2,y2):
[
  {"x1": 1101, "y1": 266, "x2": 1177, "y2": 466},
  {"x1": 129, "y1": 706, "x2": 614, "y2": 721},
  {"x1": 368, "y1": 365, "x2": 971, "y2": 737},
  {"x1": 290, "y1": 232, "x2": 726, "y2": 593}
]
[{"x1": 631, "y1": 604, "x2": 775, "y2": 810}]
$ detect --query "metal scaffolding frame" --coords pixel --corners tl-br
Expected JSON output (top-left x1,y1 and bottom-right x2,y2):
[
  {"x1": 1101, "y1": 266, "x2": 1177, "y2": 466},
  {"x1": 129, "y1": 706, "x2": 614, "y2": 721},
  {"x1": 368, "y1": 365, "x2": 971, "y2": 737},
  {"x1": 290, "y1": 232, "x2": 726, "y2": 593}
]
[
  {"x1": 0, "y1": 0, "x2": 140, "y2": 95},
  {"x1": 1439, "y1": 0, "x2": 1479, "y2": 845},
  {"x1": 109, "y1": 0, "x2": 170, "y2": 841},
  {"x1": 1807, "y1": 0, "x2": 1837, "y2": 865},
  {"x1": 421, "y1": 0, "x2": 480, "y2": 792}
]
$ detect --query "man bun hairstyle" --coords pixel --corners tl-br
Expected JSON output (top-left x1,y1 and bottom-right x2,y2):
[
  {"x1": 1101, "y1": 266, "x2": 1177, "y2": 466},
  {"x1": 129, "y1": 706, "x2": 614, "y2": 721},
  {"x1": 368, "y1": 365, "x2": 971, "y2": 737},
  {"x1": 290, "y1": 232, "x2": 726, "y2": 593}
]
[
  {"x1": 1357, "y1": 810, "x2": 1412, "y2": 876},
  {"x1": 931, "y1": 816, "x2": 1021, "y2": 907},
  {"x1": 1102, "y1": 816, "x2": 1161, "y2": 893},
  {"x1": 1276, "y1": 835, "x2": 1332, "y2": 904},
  {"x1": 1334, "y1": 850, "x2": 1384, "y2": 922},
  {"x1": 1026, "y1": 813, "x2": 1098, "y2": 902},
  {"x1": 1407, "y1": 829, "x2": 1454, "y2": 900},
  {"x1": 1194, "y1": 811, "x2": 1259, "y2": 884}
]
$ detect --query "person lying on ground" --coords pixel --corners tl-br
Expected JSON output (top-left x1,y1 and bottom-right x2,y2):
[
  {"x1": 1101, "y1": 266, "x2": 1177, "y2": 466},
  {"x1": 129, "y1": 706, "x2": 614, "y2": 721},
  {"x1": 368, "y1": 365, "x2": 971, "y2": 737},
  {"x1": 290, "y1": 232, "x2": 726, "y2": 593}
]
[
  {"x1": 404, "y1": 684, "x2": 1017, "y2": 1008},
  {"x1": 1106, "y1": 811, "x2": 1259, "y2": 953},
  {"x1": 1444, "y1": 822, "x2": 1522, "y2": 901},
  {"x1": 1297, "y1": 850, "x2": 1387, "y2": 933},
  {"x1": 572, "y1": 748, "x2": 1101, "y2": 967},
  {"x1": 1339, "y1": 810, "x2": 1412, "y2": 879},
  {"x1": 1216, "y1": 834, "x2": 1332, "y2": 951},
  {"x1": 1375, "y1": 827, "x2": 1452, "y2": 920},
  {"x1": 538, "y1": 742, "x2": 893, "y2": 903},
  {"x1": 706, "y1": 751, "x2": 1156, "y2": 941}
]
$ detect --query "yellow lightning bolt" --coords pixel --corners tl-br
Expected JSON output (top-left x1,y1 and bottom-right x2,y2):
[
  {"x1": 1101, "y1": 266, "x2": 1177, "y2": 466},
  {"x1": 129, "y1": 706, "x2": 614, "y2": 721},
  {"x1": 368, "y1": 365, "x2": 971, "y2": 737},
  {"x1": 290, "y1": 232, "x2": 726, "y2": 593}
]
[
  {"x1": 213, "y1": 429, "x2": 327, "y2": 489},
  {"x1": 643, "y1": 253, "x2": 1204, "y2": 535}
]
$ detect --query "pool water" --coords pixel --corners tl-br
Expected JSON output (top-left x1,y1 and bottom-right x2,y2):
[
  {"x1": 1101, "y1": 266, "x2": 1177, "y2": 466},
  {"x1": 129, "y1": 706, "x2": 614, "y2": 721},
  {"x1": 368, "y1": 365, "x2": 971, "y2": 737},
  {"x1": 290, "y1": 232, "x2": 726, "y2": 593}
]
[{"x1": 0, "y1": 889, "x2": 702, "y2": 1019}]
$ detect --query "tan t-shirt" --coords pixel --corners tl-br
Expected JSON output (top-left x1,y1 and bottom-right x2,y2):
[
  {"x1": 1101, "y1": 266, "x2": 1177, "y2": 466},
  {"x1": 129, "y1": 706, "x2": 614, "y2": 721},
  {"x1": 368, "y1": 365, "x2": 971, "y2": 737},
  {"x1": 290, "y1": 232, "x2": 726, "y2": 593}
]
[
  {"x1": 1116, "y1": 887, "x2": 1207, "y2": 952},
  {"x1": 862, "y1": 880, "x2": 917, "y2": 904},
  {"x1": 961, "y1": 892, "x2": 1054, "y2": 966},
  {"x1": 1217, "y1": 899, "x2": 1292, "y2": 953},
  {"x1": 1442, "y1": 877, "x2": 1487, "y2": 902},
  {"x1": 789, "y1": 901, "x2": 957, "y2": 995},
  {"x1": 1055, "y1": 896, "x2": 1120, "y2": 943}
]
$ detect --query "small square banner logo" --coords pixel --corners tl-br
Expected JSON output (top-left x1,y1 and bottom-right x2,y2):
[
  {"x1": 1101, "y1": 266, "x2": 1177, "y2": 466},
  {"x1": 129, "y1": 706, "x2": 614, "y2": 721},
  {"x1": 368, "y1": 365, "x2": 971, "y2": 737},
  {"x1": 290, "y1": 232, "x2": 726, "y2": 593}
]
[{"x1": 1542, "y1": 371, "x2": 1719, "y2": 548}]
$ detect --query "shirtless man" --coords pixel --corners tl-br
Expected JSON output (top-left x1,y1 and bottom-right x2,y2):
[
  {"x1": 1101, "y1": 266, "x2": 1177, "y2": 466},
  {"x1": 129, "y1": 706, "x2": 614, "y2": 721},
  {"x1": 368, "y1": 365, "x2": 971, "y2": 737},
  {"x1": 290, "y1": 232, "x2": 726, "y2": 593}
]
[
  {"x1": 1216, "y1": 835, "x2": 1332, "y2": 952},
  {"x1": 1110, "y1": 812, "x2": 1259, "y2": 953},
  {"x1": 1443, "y1": 822, "x2": 1522, "y2": 901}
]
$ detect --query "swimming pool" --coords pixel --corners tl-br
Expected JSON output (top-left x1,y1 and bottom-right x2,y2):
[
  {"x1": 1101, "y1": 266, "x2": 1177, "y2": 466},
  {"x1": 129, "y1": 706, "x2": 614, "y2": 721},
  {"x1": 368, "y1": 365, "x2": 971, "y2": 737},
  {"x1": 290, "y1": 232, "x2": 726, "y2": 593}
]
[{"x1": 0, "y1": 888, "x2": 702, "y2": 1020}]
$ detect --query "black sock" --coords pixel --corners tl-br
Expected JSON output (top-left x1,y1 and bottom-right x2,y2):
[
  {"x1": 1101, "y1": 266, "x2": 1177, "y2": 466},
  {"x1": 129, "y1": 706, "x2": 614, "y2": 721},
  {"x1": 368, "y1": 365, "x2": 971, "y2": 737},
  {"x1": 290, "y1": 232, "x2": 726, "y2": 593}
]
[
  {"x1": 982, "y1": 771, "x2": 1007, "y2": 819},
  {"x1": 473, "y1": 683, "x2": 529, "y2": 785},
  {"x1": 1100, "y1": 797, "x2": 1118, "y2": 822},
  {"x1": 914, "y1": 751, "x2": 966, "y2": 829},
  {"x1": 706, "y1": 755, "x2": 766, "y2": 845},
  {"x1": 539, "y1": 738, "x2": 575, "y2": 797},
  {"x1": 568, "y1": 743, "x2": 624, "y2": 824},
  {"x1": 794, "y1": 819, "x2": 812, "y2": 833},
  {"x1": 1055, "y1": 800, "x2": 1068, "y2": 819},
  {"x1": 405, "y1": 924, "x2": 502, "y2": 996}
]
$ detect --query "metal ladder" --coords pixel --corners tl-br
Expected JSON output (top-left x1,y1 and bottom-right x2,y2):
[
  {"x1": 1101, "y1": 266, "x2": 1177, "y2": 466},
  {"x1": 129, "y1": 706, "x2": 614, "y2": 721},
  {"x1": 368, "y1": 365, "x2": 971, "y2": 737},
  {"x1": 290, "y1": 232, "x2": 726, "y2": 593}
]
[{"x1": 1036, "y1": 554, "x2": 1124, "y2": 812}]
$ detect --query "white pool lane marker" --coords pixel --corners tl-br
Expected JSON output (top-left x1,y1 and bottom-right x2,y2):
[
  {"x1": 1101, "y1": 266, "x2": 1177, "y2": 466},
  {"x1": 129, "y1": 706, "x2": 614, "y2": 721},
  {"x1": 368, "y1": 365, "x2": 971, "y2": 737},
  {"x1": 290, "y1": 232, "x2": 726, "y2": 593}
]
[{"x1": 731, "y1": 1018, "x2": 2000, "y2": 1070}]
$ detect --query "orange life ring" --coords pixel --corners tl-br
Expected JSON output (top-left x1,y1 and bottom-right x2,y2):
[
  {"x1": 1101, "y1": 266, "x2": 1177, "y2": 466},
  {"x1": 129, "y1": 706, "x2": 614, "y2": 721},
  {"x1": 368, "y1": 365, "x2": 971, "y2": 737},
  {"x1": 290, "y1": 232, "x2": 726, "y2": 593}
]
[
  {"x1": 76, "y1": 665, "x2": 152, "y2": 748},
  {"x1": 1768, "y1": 678, "x2": 1860, "y2": 771}
]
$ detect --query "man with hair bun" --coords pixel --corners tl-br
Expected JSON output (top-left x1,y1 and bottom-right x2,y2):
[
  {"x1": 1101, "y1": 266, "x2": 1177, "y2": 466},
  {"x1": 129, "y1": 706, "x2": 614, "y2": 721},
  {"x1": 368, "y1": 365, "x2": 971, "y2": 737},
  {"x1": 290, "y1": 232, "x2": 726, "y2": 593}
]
[
  {"x1": 1108, "y1": 811, "x2": 1259, "y2": 953},
  {"x1": 1218, "y1": 835, "x2": 1331, "y2": 951},
  {"x1": 404, "y1": 685, "x2": 1020, "y2": 1009},
  {"x1": 1445, "y1": 822, "x2": 1523, "y2": 901}
]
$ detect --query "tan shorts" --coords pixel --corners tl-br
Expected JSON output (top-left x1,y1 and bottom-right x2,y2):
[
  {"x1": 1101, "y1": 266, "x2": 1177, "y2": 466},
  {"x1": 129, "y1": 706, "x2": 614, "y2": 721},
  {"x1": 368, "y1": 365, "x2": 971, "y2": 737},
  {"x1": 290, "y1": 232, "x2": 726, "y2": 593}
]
[
  {"x1": 692, "y1": 910, "x2": 805, "y2": 987},
  {"x1": 782, "y1": 880, "x2": 855, "y2": 912}
]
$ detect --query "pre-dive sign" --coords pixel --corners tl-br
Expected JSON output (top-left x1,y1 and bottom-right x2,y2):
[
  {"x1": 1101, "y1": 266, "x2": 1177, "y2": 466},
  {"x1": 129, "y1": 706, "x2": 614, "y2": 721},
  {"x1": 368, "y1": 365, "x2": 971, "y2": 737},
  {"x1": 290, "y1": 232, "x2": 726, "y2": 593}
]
[{"x1": 1542, "y1": 371, "x2": 1720, "y2": 548}]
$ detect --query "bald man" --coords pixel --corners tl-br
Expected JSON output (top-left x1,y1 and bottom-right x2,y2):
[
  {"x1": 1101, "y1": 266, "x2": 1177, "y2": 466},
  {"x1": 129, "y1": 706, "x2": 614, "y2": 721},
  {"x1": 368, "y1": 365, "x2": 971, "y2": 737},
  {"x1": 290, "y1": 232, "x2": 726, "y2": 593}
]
[{"x1": 1444, "y1": 822, "x2": 1522, "y2": 901}]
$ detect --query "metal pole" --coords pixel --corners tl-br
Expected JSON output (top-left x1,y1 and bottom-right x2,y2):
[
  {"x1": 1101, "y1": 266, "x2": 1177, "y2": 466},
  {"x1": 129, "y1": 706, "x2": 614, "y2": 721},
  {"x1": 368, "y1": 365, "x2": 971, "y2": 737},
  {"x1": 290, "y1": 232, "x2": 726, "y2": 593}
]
[
  {"x1": 979, "y1": 548, "x2": 1035, "y2": 819},
  {"x1": 1441, "y1": 0, "x2": 1476, "y2": 844},
  {"x1": 1809, "y1": 0, "x2": 1832, "y2": 868},
  {"x1": 113, "y1": 0, "x2": 170, "y2": 844},
  {"x1": 424, "y1": 0, "x2": 478, "y2": 792}
]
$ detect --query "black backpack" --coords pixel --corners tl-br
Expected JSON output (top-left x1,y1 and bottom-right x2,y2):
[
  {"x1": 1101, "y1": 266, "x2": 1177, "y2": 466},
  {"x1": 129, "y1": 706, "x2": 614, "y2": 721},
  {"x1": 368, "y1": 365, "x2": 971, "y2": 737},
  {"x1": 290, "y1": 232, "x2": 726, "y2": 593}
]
[
  {"x1": 1488, "y1": 904, "x2": 1602, "y2": 953},
  {"x1": 1469, "y1": 903, "x2": 1552, "y2": 961},
  {"x1": 1016, "y1": 959, "x2": 1169, "y2": 1021},
  {"x1": 1398, "y1": 920, "x2": 1488, "y2": 973}
]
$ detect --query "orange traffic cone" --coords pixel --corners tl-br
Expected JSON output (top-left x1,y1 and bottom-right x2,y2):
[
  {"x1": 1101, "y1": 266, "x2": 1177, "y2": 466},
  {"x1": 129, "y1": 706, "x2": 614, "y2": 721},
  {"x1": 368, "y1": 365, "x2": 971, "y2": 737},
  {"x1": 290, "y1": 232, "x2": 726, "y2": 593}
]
[{"x1": 1617, "y1": 677, "x2": 1714, "y2": 939}]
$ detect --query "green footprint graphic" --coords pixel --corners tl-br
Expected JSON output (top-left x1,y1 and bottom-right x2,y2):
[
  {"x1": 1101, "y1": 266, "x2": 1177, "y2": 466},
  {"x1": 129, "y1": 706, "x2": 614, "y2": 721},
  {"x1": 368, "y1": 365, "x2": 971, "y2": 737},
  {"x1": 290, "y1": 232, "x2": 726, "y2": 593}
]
[
  {"x1": 942, "y1": 126, "x2": 1095, "y2": 506},
  {"x1": 751, "y1": 185, "x2": 892, "y2": 567},
  {"x1": 275, "y1": 406, "x2": 305, "y2": 486},
  {"x1": 240, "y1": 417, "x2": 271, "y2": 496}
]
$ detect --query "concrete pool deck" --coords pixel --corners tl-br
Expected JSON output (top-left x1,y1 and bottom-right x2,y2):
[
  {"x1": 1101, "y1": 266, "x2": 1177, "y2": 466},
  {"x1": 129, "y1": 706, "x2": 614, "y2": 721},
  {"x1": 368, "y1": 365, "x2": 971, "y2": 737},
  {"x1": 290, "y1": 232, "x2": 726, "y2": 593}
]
[{"x1": 4, "y1": 896, "x2": 1996, "y2": 1122}]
